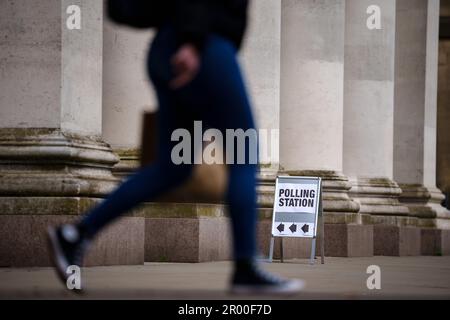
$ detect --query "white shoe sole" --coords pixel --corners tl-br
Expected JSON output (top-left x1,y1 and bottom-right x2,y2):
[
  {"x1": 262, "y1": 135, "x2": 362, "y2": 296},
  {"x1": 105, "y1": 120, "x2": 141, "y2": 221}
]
[
  {"x1": 47, "y1": 227, "x2": 83, "y2": 293},
  {"x1": 230, "y1": 279, "x2": 305, "y2": 296}
]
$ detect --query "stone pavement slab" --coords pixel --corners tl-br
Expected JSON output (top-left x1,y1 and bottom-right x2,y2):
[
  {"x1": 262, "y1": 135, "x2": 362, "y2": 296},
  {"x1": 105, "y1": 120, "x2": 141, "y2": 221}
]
[{"x1": 0, "y1": 257, "x2": 449, "y2": 300}]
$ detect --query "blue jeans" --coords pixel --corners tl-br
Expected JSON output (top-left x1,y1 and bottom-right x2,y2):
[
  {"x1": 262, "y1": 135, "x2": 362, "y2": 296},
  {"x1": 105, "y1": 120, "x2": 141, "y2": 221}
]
[{"x1": 80, "y1": 26, "x2": 258, "y2": 260}]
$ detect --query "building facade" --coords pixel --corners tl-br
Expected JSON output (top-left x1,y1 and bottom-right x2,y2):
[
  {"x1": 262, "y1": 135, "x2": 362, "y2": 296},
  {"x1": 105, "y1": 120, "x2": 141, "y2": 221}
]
[{"x1": 0, "y1": 0, "x2": 449, "y2": 266}]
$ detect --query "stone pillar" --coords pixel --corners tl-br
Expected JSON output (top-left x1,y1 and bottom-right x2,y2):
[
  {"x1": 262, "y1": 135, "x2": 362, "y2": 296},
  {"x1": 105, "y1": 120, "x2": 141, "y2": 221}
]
[
  {"x1": 343, "y1": 0, "x2": 414, "y2": 256},
  {"x1": 437, "y1": 4, "x2": 450, "y2": 207},
  {"x1": 0, "y1": 0, "x2": 144, "y2": 267},
  {"x1": 240, "y1": 0, "x2": 282, "y2": 257},
  {"x1": 103, "y1": 11, "x2": 156, "y2": 176},
  {"x1": 280, "y1": 0, "x2": 371, "y2": 257},
  {"x1": 394, "y1": 0, "x2": 450, "y2": 255},
  {"x1": 241, "y1": 0, "x2": 281, "y2": 209}
]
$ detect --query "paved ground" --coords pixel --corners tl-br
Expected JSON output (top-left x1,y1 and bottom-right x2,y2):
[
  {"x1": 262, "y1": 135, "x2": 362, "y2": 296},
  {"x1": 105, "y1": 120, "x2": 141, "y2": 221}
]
[{"x1": 0, "y1": 257, "x2": 449, "y2": 300}]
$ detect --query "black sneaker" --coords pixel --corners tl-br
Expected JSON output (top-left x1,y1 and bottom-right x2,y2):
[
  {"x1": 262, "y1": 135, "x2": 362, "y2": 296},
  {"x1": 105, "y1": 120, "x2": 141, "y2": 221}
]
[
  {"x1": 46, "y1": 224, "x2": 90, "y2": 292},
  {"x1": 230, "y1": 259, "x2": 304, "y2": 295}
]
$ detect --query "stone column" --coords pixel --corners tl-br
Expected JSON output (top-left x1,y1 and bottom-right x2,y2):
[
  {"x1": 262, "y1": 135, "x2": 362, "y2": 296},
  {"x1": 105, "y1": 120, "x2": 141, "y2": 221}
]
[
  {"x1": 343, "y1": 0, "x2": 414, "y2": 256},
  {"x1": 240, "y1": 0, "x2": 282, "y2": 257},
  {"x1": 394, "y1": 0, "x2": 450, "y2": 255},
  {"x1": 437, "y1": 7, "x2": 450, "y2": 207},
  {"x1": 102, "y1": 12, "x2": 156, "y2": 176},
  {"x1": 0, "y1": 0, "x2": 144, "y2": 267},
  {"x1": 279, "y1": 0, "x2": 371, "y2": 257},
  {"x1": 240, "y1": 0, "x2": 281, "y2": 208}
]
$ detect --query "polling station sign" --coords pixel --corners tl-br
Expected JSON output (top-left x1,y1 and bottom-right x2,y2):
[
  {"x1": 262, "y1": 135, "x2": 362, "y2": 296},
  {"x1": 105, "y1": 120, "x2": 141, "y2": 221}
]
[{"x1": 271, "y1": 176, "x2": 322, "y2": 238}]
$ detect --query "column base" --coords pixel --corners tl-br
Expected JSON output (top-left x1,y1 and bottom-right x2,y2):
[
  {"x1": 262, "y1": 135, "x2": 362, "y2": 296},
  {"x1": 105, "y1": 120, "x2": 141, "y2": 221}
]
[
  {"x1": 256, "y1": 168, "x2": 278, "y2": 208},
  {"x1": 285, "y1": 170, "x2": 360, "y2": 223},
  {"x1": 349, "y1": 177, "x2": 410, "y2": 223},
  {"x1": 0, "y1": 129, "x2": 145, "y2": 267},
  {"x1": 0, "y1": 129, "x2": 120, "y2": 197},
  {"x1": 111, "y1": 149, "x2": 141, "y2": 179},
  {"x1": 399, "y1": 184, "x2": 450, "y2": 229}
]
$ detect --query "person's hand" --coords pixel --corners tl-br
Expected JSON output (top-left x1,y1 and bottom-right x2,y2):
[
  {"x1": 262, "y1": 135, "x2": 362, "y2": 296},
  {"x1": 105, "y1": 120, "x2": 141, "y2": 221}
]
[{"x1": 170, "y1": 43, "x2": 200, "y2": 89}]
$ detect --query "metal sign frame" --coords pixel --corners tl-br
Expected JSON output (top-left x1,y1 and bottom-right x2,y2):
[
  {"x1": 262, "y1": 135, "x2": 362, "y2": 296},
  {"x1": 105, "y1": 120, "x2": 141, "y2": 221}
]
[{"x1": 268, "y1": 176, "x2": 324, "y2": 265}]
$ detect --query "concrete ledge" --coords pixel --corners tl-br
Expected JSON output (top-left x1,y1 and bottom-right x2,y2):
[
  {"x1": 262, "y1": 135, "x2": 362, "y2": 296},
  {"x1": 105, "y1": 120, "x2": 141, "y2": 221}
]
[
  {"x1": 144, "y1": 203, "x2": 232, "y2": 263},
  {"x1": 374, "y1": 225, "x2": 421, "y2": 256},
  {"x1": 324, "y1": 224, "x2": 374, "y2": 257},
  {"x1": 0, "y1": 214, "x2": 145, "y2": 267},
  {"x1": 144, "y1": 204, "x2": 323, "y2": 262},
  {"x1": 145, "y1": 217, "x2": 232, "y2": 263},
  {"x1": 421, "y1": 229, "x2": 450, "y2": 256}
]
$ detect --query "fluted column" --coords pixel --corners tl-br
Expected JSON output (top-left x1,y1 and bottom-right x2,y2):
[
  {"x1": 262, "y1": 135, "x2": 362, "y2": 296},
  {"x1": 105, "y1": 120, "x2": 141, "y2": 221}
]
[{"x1": 280, "y1": 0, "x2": 371, "y2": 257}]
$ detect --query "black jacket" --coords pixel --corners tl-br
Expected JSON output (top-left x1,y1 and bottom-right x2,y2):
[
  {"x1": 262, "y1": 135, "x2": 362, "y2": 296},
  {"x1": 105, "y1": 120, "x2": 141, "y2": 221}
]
[{"x1": 108, "y1": 0, "x2": 249, "y2": 50}]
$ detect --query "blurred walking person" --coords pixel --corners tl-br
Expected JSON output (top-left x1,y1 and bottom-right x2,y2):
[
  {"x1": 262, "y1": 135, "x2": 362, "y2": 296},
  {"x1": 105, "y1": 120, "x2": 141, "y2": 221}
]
[{"x1": 47, "y1": 0, "x2": 304, "y2": 295}]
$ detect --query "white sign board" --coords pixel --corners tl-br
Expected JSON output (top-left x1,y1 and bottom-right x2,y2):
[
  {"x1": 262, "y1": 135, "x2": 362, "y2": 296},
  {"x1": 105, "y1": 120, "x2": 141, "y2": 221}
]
[{"x1": 271, "y1": 176, "x2": 321, "y2": 238}]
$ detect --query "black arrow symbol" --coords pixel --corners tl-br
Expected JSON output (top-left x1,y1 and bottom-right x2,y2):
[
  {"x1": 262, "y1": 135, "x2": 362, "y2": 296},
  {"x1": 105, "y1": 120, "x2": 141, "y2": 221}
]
[
  {"x1": 289, "y1": 224, "x2": 297, "y2": 233},
  {"x1": 277, "y1": 223, "x2": 285, "y2": 233},
  {"x1": 301, "y1": 224, "x2": 309, "y2": 233}
]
